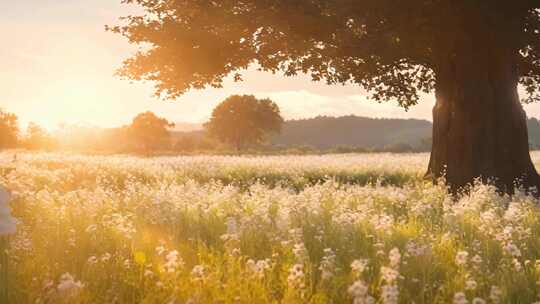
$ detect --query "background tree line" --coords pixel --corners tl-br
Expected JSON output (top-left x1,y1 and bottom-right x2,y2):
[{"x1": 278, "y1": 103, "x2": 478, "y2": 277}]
[
  {"x1": 0, "y1": 95, "x2": 283, "y2": 154},
  {"x1": 5, "y1": 96, "x2": 540, "y2": 155}
]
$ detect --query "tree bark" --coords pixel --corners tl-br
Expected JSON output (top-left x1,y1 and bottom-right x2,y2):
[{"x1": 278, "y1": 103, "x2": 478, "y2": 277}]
[{"x1": 426, "y1": 25, "x2": 540, "y2": 195}]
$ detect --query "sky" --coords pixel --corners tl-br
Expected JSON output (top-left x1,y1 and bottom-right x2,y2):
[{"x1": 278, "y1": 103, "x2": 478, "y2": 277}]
[{"x1": 2, "y1": 0, "x2": 540, "y2": 131}]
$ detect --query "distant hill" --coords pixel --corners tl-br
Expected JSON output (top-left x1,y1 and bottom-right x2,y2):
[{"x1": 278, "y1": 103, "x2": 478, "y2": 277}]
[
  {"x1": 528, "y1": 117, "x2": 540, "y2": 149},
  {"x1": 172, "y1": 115, "x2": 432, "y2": 150},
  {"x1": 270, "y1": 115, "x2": 432, "y2": 149},
  {"x1": 172, "y1": 115, "x2": 540, "y2": 151}
]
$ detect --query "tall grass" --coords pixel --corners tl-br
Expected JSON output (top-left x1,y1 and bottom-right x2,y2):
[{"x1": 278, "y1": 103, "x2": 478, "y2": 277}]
[{"x1": 4, "y1": 152, "x2": 540, "y2": 303}]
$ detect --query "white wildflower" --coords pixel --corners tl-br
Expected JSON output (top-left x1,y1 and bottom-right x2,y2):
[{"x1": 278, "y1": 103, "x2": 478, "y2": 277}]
[
  {"x1": 406, "y1": 242, "x2": 428, "y2": 257},
  {"x1": 471, "y1": 254, "x2": 482, "y2": 266},
  {"x1": 101, "y1": 253, "x2": 111, "y2": 262},
  {"x1": 389, "y1": 248, "x2": 401, "y2": 268},
  {"x1": 348, "y1": 280, "x2": 374, "y2": 304},
  {"x1": 455, "y1": 251, "x2": 469, "y2": 266},
  {"x1": 453, "y1": 292, "x2": 468, "y2": 304},
  {"x1": 503, "y1": 243, "x2": 522, "y2": 257},
  {"x1": 287, "y1": 263, "x2": 306, "y2": 290},
  {"x1": 381, "y1": 284, "x2": 399, "y2": 304},
  {"x1": 87, "y1": 256, "x2": 98, "y2": 264},
  {"x1": 164, "y1": 250, "x2": 183, "y2": 273},
  {"x1": 57, "y1": 273, "x2": 84, "y2": 298},
  {"x1": 191, "y1": 265, "x2": 205, "y2": 280},
  {"x1": 246, "y1": 258, "x2": 271, "y2": 279},
  {"x1": 226, "y1": 217, "x2": 238, "y2": 235},
  {"x1": 472, "y1": 297, "x2": 486, "y2": 304},
  {"x1": 348, "y1": 280, "x2": 368, "y2": 298},
  {"x1": 155, "y1": 245, "x2": 166, "y2": 256},
  {"x1": 512, "y1": 258, "x2": 523, "y2": 272},
  {"x1": 489, "y1": 286, "x2": 502, "y2": 304},
  {"x1": 85, "y1": 224, "x2": 97, "y2": 233},
  {"x1": 465, "y1": 279, "x2": 477, "y2": 290},
  {"x1": 380, "y1": 267, "x2": 399, "y2": 283},
  {"x1": 351, "y1": 259, "x2": 369, "y2": 276},
  {"x1": 319, "y1": 248, "x2": 336, "y2": 280},
  {"x1": 292, "y1": 243, "x2": 308, "y2": 262}
]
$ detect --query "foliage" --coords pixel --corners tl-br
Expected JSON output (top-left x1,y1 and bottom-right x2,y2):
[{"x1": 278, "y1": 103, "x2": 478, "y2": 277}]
[
  {"x1": 382, "y1": 143, "x2": 415, "y2": 153},
  {"x1": 108, "y1": 1, "x2": 540, "y2": 106},
  {"x1": 205, "y1": 95, "x2": 283, "y2": 150},
  {"x1": 0, "y1": 110, "x2": 19, "y2": 149},
  {"x1": 129, "y1": 111, "x2": 175, "y2": 153},
  {"x1": 173, "y1": 133, "x2": 223, "y2": 152},
  {"x1": 21, "y1": 123, "x2": 57, "y2": 151},
  {"x1": 5, "y1": 152, "x2": 540, "y2": 303},
  {"x1": 14, "y1": 113, "x2": 540, "y2": 154}
]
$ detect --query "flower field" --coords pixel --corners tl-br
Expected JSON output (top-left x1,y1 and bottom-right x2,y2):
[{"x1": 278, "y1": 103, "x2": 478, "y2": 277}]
[{"x1": 4, "y1": 152, "x2": 540, "y2": 303}]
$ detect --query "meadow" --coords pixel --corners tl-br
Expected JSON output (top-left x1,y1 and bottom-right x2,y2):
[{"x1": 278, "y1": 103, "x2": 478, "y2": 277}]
[{"x1": 4, "y1": 152, "x2": 540, "y2": 303}]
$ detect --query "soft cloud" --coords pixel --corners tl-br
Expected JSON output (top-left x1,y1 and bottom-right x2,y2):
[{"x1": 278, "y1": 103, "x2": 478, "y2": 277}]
[
  {"x1": 245, "y1": 90, "x2": 435, "y2": 121},
  {"x1": 346, "y1": 94, "x2": 435, "y2": 121}
]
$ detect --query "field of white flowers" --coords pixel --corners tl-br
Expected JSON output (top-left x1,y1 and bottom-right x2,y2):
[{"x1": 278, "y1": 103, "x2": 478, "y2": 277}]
[{"x1": 3, "y1": 152, "x2": 540, "y2": 303}]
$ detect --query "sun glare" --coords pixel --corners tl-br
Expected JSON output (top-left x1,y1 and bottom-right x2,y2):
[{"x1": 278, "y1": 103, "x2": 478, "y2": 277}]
[{"x1": 36, "y1": 81, "x2": 108, "y2": 130}]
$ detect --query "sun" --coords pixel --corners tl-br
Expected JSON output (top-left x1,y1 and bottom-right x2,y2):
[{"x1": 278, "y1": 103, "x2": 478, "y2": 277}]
[{"x1": 35, "y1": 80, "x2": 110, "y2": 130}]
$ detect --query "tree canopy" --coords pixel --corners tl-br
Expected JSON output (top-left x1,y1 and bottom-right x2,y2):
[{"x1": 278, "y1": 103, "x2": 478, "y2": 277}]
[
  {"x1": 129, "y1": 111, "x2": 175, "y2": 152},
  {"x1": 205, "y1": 95, "x2": 283, "y2": 150},
  {"x1": 0, "y1": 110, "x2": 19, "y2": 149},
  {"x1": 109, "y1": 1, "x2": 540, "y2": 107},
  {"x1": 22, "y1": 123, "x2": 56, "y2": 151}
]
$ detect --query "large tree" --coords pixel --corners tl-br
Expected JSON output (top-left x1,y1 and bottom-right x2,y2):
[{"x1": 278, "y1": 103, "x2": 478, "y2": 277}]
[
  {"x1": 205, "y1": 95, "x2": 283, "y2": 150},
  {"x1": 109, "y1": 1, "x2": 540, "y2": 193}
]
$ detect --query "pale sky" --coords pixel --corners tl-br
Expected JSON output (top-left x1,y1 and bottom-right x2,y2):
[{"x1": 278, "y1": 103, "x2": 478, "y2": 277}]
[{"x1": 2, "y1": 0, "x2": 540, "y2": 130}]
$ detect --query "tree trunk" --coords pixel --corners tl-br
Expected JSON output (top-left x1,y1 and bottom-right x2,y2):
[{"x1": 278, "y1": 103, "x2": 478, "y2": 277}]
[{"x1": 426, "y1": 26, "x2": 540, "y2": 195}]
